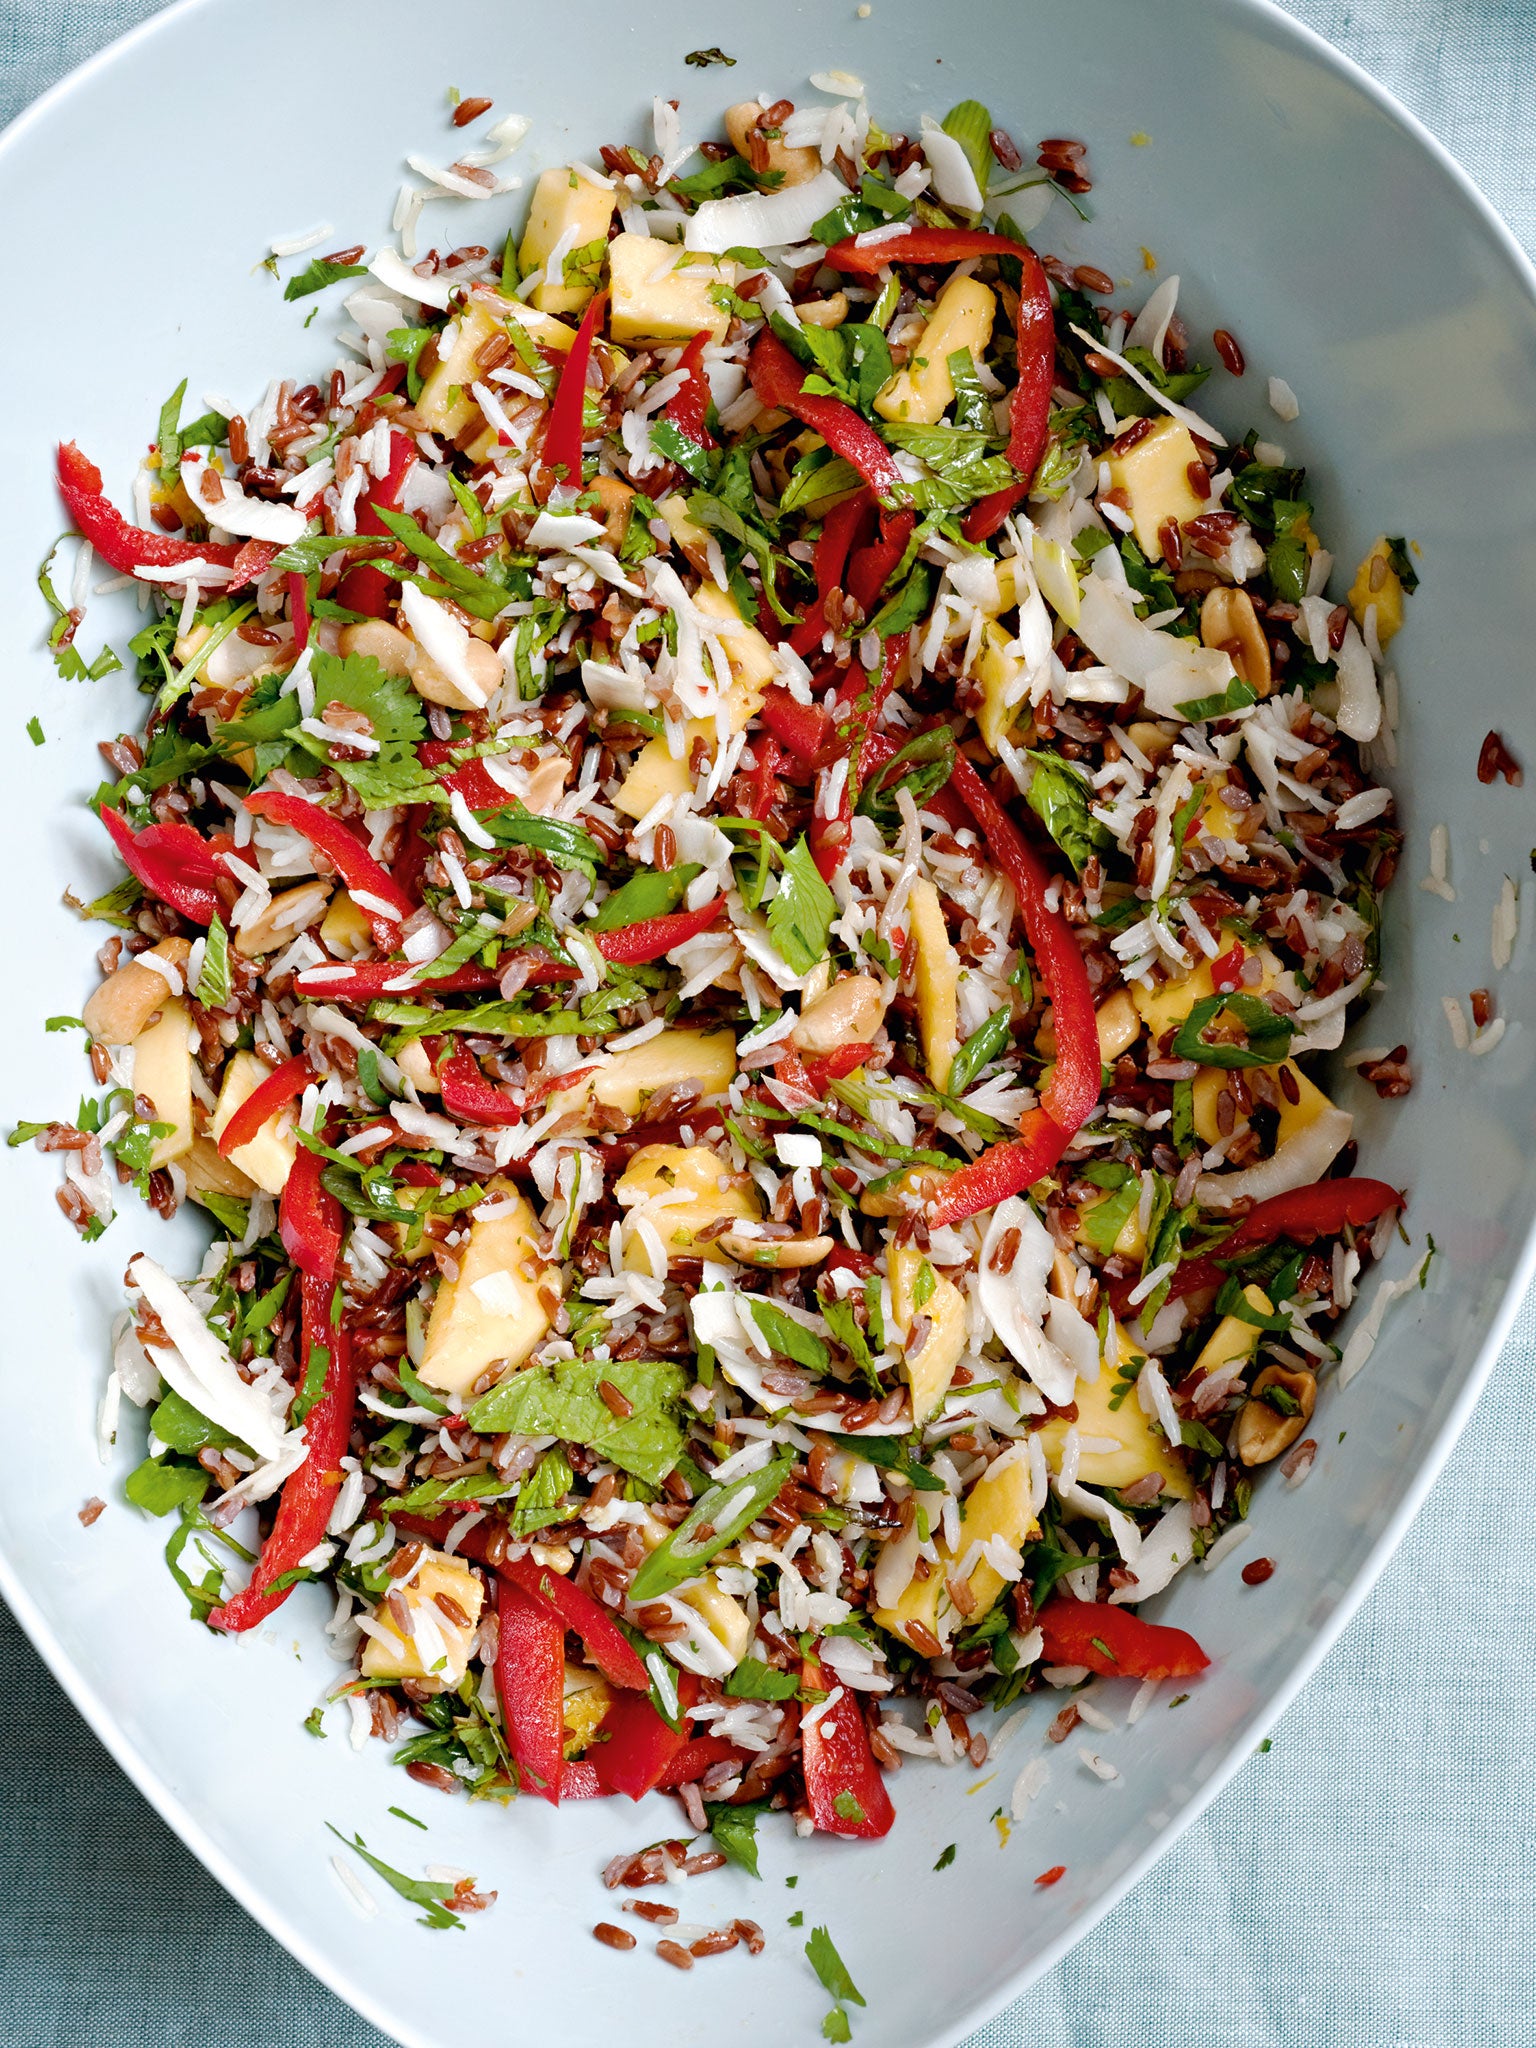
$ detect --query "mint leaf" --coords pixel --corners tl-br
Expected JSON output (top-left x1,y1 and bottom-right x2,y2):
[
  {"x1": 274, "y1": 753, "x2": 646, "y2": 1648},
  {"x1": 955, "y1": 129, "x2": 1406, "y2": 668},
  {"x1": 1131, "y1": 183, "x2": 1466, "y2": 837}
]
[
  {"x1": 465, "y1": 1356, "x2": 687, "y2": 1487},
  {"x1": 767, "y1": 836, "x2": 836, "y2": 976},
  {"x1": 806, "y1": 1925, "x2": 866, "y2": 2008},
  {"x1": 284, "y1": 257, "x2": 369, "y2": 301},
  {"x1": 324, "y1": 1826, "x2": 464, "y2": 1930},
  {"x1": 196, "y1": 914, "x2": 232, "y2": 1008}
]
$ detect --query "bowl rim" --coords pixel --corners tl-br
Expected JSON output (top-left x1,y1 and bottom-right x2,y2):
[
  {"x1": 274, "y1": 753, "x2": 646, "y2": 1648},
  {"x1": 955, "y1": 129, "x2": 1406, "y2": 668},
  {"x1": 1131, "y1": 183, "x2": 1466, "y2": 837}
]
[{"x1": 2, "y1": 1, "x2": 1535, "y2": 2043}]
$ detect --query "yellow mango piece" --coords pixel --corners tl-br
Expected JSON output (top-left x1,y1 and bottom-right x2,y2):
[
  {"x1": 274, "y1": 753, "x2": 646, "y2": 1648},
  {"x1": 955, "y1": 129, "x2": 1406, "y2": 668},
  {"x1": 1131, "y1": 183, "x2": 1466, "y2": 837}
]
[
  {"x1": 1074, "y1": 1192, "x2": 1147, "y2": 1263},
  {"x1": 563, "y1": 1665, "x2": 616, "y2": 1757},
  {"x1": 318, "y1": 892, "x2": 373, "y2": 960},
  {"x1": 418, "y1": 290, "x2": 577, "y2": 439},
  {"x1": 1347, "y1": 536, "x2": 1407, "y2": 645},
  {"x1": 1103, "y1": 417, "x2": 1207, "y2": 560},
  {"x1": 1276, "y1": 1064, "x2": 1338, "y2": 1142},
  {"x1": 1032, "y1": 534, "x2": 1081, "y2": 627},
  {"x1": 359, "y1": 1549, "x2": 484, "y2": 1689},
  {"x1": 656, "y1": 492, "x2": 711, "y2": 572},
  {"x1": 577, "y1": 1028, "x2": 737, "y2": 1119},
  {"x1": 976, "y1": 619, "x2": 1027, "y2": 754},
  {"x1": 678, "y1": 1576, "x2": 753, "y2": 1665},
  {"x1": 613, "y1": 726, "x2": 705, "y2": 820},
  {"x1": 132, "y1": 998, "x2": 194, "y2": 1169},
  {"x1": 518, "y1": 168, "x2": 616, "y2": 314},
  {"x1": 1191, "y1": 1066, "x2": 1226, "y2": 1147},
  {"x1": 692, "y1": 582, "x2": 774, "y2": 716},
  {"x1": 1040, "y1": 1262, "x2": 1193, "y2": 1497},
  {"x1": 609, "y1": 232, "x2": 736, "y2": 345},
  {"x1": 419, "y1": 1188, "x2": 552, "y2": 1396},
  {"x1": 874, "y1": 276, "x2": 997, "y2": 426},
  {"x1": 908, "y1": 877, "x2": 959, "y2": 1092},
  {"x1": 873, "y1": 1454, "x2": 1038, "y2": 1649},
  {"x1": 1129, "y1": 943, "x2": 1282, "y2": 1042},
  {"x1": 1191, "y1": 1284, "x2": 1272, "y2": 1379},
  {"x1": 889, "y1": 1244, "x2": 966, "y2": 1423},
  {"x1": 617, "y1": 1144, "x2": 759, "y2": 1273},
  {"x1": 858, "y1": 1165, "x2": 930, "y2": 1217},
  {"x1": 210, "y1": 1050, "x2": 299, "y2": 1196}
]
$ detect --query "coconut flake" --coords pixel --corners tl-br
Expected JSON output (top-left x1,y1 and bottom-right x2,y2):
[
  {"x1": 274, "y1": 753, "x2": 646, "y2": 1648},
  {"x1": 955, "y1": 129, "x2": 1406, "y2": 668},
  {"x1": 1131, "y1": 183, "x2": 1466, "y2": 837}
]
[
  {"x1": 978, "y1": 1199, "x2": 1076, "y2": 1404},
  {"x1": 684, "y1": 167, "x2": 850, "y2": 254}
]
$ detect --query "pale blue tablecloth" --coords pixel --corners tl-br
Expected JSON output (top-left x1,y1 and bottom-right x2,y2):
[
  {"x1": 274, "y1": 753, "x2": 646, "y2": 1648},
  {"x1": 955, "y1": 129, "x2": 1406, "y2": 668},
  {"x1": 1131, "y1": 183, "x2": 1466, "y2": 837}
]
[{"x1": 2, "y1": 4, "x2": 1534, "y2": 2043}]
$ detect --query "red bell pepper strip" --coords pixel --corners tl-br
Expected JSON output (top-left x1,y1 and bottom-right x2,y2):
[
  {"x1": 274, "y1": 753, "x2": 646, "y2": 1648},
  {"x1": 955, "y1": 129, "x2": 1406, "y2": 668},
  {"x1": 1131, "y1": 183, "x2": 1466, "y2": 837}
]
[
  {"x1": 661, "y1": 329, "x2": 717, "y2": 451},
  {"x1": 279, "y1": 1137, "x2": 343, "y2": 1283},
  {"x1": 846, "y1": 508, "x2": 915, "y2": 618},
  {"x1": 56, "y1": 442, "x2": 272, "y2": 589},
  {"x1": 746, "y1": 734, "x2": 784, "y2": 821},
  {"x1": 1210, "y1": 943, "x2": 1245, "y2": 994},
  {"x1": 948, "y1": 752, "x2": 1099, "y2": 1134},
  {"x1": 217, "y1": 1054, "x2": 314, "y2": 1158},
  {"x1": 243, "y1": 789, "x2": 415, "y2": 944},
  {"x1": 761, "y1": 687, "x2": 835, "y2": 769},
  {"x1": 593, "y1": 895, "x2": 725, "y2": 965},
  {"x1": 335, "y1": 430, "x2": 418, "y2": 618},
  {"x1": 286, "y1": 571, "x2": 312, "y2": 654},
  {"x1": 418, "y1": 741, "x2": 517, "y2": 813},
  {"x1": 748, "y1": 330, "x2": 903, "y2": 497},
  {"x1": 808, "y1": 655, "x2": 903, "y2": 883},
  {"x1": 561, "y1": 1760, "x2": 612, "y2": 1799},
  {"x1": 820, "y1": 230, "x2": 1056, "y2": 542},
  {"x1": 499, "y1": 1557, "x2": 649, "y2": 1690},
  {"x1": 1168, "y1": 1177, "x2": 1402, "y2": 1302},
  {"x1": 927, "y1": 754, "x2": 1100, "y2": 1226},
  {"x1": 653, "y1": 1736, "x2": 744, "y2": 1790},
  {"x1": 592, "y1": 1673, "x2": 701, "y2": 1799},
  {"x1": 208, "y1": 1275, "x2": 354, "y2": 1633},
  {"x1": 789, "y1": 488, "x2": 874, "y2": 656},
  {"x1": 437, "y1": 1047, "x2": 523, "y2": 1128},
  {"x1": 539, "y1": 290, "x2": 608, "y2": 493},
  {"x1": 99, "y1": 806, "x2": 225, "y2": 927},
  {"x1": 801, "y1": 1043, "x2": 875, "y2": 1095},
  {"x1": 800, "y1": 1654, "x2": 896, "y2": 1838},
  {"x1": 1037, "y1": 1594, "x2": 1210, "y2": 1682},
  {"x1": 495, "y1": 1577, "x2": 568, "y2": 1803}
]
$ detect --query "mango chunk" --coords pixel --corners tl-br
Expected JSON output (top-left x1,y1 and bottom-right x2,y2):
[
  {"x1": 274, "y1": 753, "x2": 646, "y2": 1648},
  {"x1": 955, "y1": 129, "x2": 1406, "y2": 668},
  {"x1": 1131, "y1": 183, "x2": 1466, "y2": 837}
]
[
  {"x1": 360, "y1": 1548, "x2": 484, "y2": 1689},
  {"x1": 1102, "y1": 417, "x2": 1207, "y2": 560},
  {"x1": 210, "y1": 1049, "x2": 299, "y2": 1196},
  {"x1": 563, "y1": 1664, "x2": 616, "y2": 1756},
  {"x1": 909, "y1": 877, "x2": 960, "y2": 1092},
  {"x1": 609, "y1": 233, "x2": 736, "y2": 345},
  {"x1": 419, "y1": 1188, "x2": 552, "y2": 1396},
  {"x1": 975, "y1": 620, "x2": 1027, "y2": 754},
  {"x1": 1129, "y1": 942, "x2": 1282, "y2": 1042},
  {"x1": 318, "y1": 891, "x2": 374, "y2": 960},
  {"x1": 617, "y1": 1144, "x2": 758, "y2": 1273},
  {"x1": 1191, "y1": 1284, "x2": 1272, "y2": 1379},
  {"x1": 518, "y1": 168, "x2": 616, "y2": 315},
  {"x1": 692, "y1": 582, "x2": 775, "y2": 716},
  {"x1": 872, "y1": 1453, "x2": 1037, "y2": 1650},
  {"x1": 889, "y1": 1244, "x2": 966, "y2": 1424},
  {"x1": 418, "y1": 289, "x2": 577, "y2": 440},
  {"x1": 875, "y1": 276, "x2": 996, "y2": 426},
  {"x1": 1040, "y1": 1263, "x2": 1193, "y2": 1499},
  {"x1": 575, "y1": 1027, "x2": 737, "y2": 1119},
  {"x1": 133, "y1": 998, "x2": 194, "y2": 1169},
  {"x1": 1347, "y1": 536, "x2": 1407, "y2": 645}
]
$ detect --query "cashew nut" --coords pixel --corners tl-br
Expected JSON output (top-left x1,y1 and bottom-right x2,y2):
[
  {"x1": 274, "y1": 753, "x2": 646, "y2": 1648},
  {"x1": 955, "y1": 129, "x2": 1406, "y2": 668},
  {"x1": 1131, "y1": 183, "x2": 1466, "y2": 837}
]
[
  {"x1": 798, "y1": 294, "x2": 850, "y2": 331},
  {"x1": 1235, "y1": 1364, "x2": 1316, "y2": 1466},
  {"x1": 396, "y1": 1039, "x2": 441, "y2": 1094},
  {"x1": 586, "y1": 474, "x2": 635, "y2": 551},
  {"x1": 792, "y1": 973, "x2": 889, "y2": 1055},
  {"x1": 338, "y1": 617, "x2": 503, "y2": 713},
  {"x1": 723, "y1": 101, "x2": 823, "y2": 189},
  {"x1": 1200, "y1": 586, "x2": 1272, "y2": 697},
  {"x1": 1095, "y1": 988, "x2": 1141, "y2": 1062},
  {"x1": 718, "y1": 1229, "x2": 835, "y2": 1270},
  {"x1": 82, "y1": 938, "x2": 193, "y2": 1046},
  {"x1": 233, "y1": 878, "x2": 333, "y2": 957}
]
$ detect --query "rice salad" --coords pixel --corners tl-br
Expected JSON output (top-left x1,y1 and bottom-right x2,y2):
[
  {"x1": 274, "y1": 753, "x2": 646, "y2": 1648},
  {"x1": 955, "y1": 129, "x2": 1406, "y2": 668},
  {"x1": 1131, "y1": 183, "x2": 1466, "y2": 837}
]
[{"x1": 30, "y1": 81, "x2": 1419, "y2": 1898}]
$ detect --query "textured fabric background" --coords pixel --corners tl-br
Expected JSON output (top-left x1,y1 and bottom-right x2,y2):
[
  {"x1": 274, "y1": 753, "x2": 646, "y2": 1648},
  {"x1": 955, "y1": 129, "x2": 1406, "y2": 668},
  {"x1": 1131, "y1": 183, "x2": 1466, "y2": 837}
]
[{"x1": 2, "y1": 4, "x2": 1533, "y2": 2044}]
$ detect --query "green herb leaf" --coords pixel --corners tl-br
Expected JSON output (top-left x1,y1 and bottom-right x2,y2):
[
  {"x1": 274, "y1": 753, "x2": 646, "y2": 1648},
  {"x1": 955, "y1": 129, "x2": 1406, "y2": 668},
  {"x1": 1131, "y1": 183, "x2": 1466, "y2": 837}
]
[
  {"x1": 284, "y1": 257, "x2": 369, "y2": 301},
  {"x1": 591, "y1": 864, "x2": 703, "y2": 932},
  {"x1": 1172, "y1": 992, "x2": 1295, "y2": 1070},
  {"x1": 746, "y1": 1299, "x2": 829, "y2": 1374},
  {"x1": 511, "y1": 1446, "x2": 575, "y2": 1536},
  {"x1": 706, "y1": 1797, "x2": 770, "y2": 1876},
  {"x1": 934, "y1": 1842, "x2": 957, "y2": 1871},
  {"x1": 150, "y1": 1389, "x2": 243, "y2": 1456},
  {"x1": 822, "y1": 2010, "x2": 853, "y2": 2044},
  {"x1": 1175, "y1": 677, "x2": 1258, "y2": 723},
  {"x1": 1024, "y1": 752, "x2": 1112, "y2": 874},
  {"x1": 767, "y1": 836, "x2": 837, "y2": 976},
  {"x1": 725, "y1": 1658, "x2": 801, "y2": 1701},
  {"x1": 684, "y1": 45, "x2": 737, "y2": 65},
  {"x1": 126, "y1": 1456, "x2": 210, "y2": 1518},
  {"x1": 195, "y1": 915, "x2": 232, "y2": 1008},
  {"x1": 628, "y1": 1455, "x2": 794, "y2": 1600},
  {"x1": 806, "y1": 1925, "x2": 866, "y2": 2010},
  {"x1": 465, "y1": 1356, "x2": 688, "y2": 1487},
  {"x1": 325, "y1": 1826, "x2": 464, "y2": 1930}
]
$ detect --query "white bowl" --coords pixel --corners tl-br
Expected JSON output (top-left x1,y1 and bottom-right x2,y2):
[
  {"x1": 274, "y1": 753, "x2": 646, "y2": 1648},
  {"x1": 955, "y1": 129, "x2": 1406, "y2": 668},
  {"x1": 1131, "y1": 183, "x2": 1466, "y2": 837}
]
[{"x1": 2, "y1": 2, "x2": 1534, "y2": 2043}]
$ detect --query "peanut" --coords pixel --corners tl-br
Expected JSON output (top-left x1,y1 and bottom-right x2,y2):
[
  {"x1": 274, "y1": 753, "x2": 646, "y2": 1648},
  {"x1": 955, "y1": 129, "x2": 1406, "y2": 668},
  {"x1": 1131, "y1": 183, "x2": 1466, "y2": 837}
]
[
  {"x1": 338, "y1": 617, "x2": 502, "y2": 712},
  {"x1": 791, "y1": 973, "x2": 888, "y2": 1054},
  {"x1": 1235, "y1": 1364, "x2": 1316, "y2": 1466},
  {"x1": 233, "y1": 879, "x2": 332, "y2": 957},
  {"x1": 717, "y1": 1230, "x2": 835, "y2": 1270},
  {"x1": 1200, "y1": 586, "x2": 1272, "y2": 696}
]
